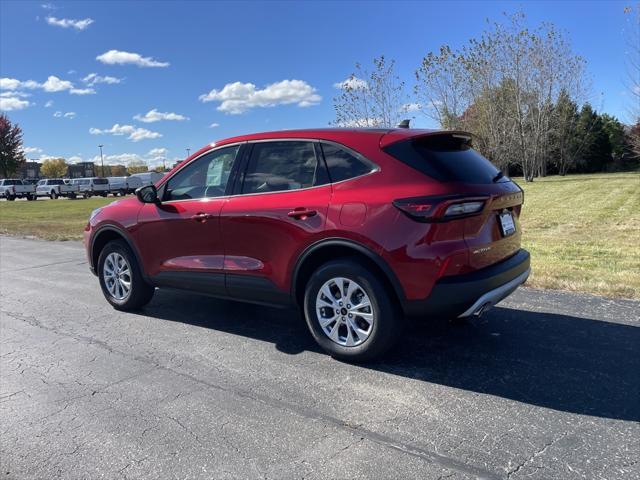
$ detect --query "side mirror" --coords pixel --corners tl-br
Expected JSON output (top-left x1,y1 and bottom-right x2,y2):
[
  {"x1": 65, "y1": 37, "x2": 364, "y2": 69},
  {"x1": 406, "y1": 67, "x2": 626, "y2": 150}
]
[{"x1": 135, "y1": 185, "x2": 159, "y2": 204}]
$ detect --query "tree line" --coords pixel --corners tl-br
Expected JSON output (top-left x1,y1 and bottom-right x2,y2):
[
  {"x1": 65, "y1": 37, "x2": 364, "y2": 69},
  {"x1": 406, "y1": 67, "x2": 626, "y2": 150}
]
[{"x1": 333, "y1": 12, "x2": 639, "y2": 180}]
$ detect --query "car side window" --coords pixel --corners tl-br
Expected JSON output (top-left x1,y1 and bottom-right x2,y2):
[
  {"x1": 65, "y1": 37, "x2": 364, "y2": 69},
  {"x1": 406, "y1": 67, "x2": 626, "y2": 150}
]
[
  {"x1": 165, "y1": 145, "x2": 240, "y2": 201},
  {"x1": 241, "y1": 141, "x2": 324, "y2": 194},
  {"x1": 320, "y1": 142, "x2": 376, "y2": 183}
]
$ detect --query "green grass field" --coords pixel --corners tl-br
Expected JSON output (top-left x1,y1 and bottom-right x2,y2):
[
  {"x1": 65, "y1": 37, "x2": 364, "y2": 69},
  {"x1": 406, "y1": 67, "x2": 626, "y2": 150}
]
[{"x1": 1, "y1": 172, "x2": 639, "y2": 298}]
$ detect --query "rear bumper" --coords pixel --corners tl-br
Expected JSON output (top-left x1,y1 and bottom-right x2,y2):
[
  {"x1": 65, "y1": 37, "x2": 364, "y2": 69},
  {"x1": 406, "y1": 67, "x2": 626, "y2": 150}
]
[{"x1": 402, "y1": 249, "x2": 530, "y2": 317}]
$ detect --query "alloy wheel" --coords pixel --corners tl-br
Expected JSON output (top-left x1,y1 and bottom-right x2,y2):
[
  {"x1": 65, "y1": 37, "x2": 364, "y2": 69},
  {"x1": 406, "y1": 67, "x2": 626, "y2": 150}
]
[
  {"x1": 315, "y1": 277, "x2": 375, "y2": 347},
  {"x1": 103, "y1": 252, "x2": 132, "y2": 301}
]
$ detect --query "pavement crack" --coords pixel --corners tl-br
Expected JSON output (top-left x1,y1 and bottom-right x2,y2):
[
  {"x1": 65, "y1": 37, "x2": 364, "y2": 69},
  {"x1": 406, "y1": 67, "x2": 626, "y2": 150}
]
[{"x1": 506, "y1": 431, "x2": 569, "y2": 478}]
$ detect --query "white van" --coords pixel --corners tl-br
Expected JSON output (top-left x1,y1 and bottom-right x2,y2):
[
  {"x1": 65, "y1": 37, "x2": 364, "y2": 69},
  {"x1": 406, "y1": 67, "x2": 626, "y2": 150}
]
[
  {"x1": 70, "y1": 177, "x2": 110, "y2": 198},
  {"x1": 129, "y1": 171, "x2": 164, "y2": 187},
  {"x1": 107, "y1": 176, "x2": 143, "y2": 196}
]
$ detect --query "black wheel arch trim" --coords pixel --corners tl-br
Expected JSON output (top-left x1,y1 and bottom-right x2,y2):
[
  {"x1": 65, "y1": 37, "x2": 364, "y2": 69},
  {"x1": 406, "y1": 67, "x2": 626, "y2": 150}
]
[
  {"x1": 90, "y1": 225, "x2": 149, "y2": 281},
  {"x1": 291, "y1": 238, "x2": 405, "y2": 303}
]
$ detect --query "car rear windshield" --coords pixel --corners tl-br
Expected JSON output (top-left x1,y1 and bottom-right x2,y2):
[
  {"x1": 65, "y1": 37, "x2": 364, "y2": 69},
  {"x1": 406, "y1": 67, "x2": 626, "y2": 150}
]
[
  {"x1": 93, "y1": 178, "x2": 109, "y2": 184},
  {"x1": 383, "y1": 134, "x2": 504, "y2": 184}
]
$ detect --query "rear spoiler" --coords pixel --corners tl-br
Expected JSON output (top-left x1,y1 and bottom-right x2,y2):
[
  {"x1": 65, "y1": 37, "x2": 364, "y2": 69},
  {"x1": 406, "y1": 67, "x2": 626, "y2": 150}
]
[{"x1": 379, "y1": 129, "x2": 473, "y2": 149}]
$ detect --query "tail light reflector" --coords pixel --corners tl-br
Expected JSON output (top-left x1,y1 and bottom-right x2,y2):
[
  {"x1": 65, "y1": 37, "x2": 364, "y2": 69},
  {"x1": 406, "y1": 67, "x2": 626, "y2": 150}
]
[{"x1": 393, "y1": 195, "x2": 488, "y2": 222}]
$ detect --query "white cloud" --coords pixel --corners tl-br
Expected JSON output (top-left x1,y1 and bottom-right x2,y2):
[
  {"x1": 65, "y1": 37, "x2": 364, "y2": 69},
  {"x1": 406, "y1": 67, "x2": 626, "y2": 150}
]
[
  {"x1": 199, "y1": 79, "x2": 321, "y2": 114},
  {"x1": 333, "y1": 76, "x2": 368, "y2": 91},
  {"x1": 134, "y1": 108, "x2": 189, "y2": 123},
  {"x1": 147, "y1": 147, "x2": 168, "y2": 157},
  {"x1": 70, "y1": 87, "x2": 96, "y2": 95},
  {"x1": 96, "y1": 50, "x2": 169, "y2": 68},
  {"x1": 0, "y1": 77, "x2": 21, "y2": 90},
  {"x1": 2, "y1": 75, "x2": 96, "y2": 96},
  {"x1": 53, "y1": 111, "x2": 75, "y2": 118},
  {"x1": 41, "y1": 3, "x2": 56, "y2": 10},
  {"x1": 1, "y1": 96, "x2": 31, "y2": 111},
  {"x1": 0, "y1": 91, "x2": 30, "y2": 98},
  {"x1": 89, "y1": 123, "x2": 163, "y2": 142},
  {"x1": 44, "y1": 100, "x2": 54, "y2": 107},
  {"x1": 209, "y1": 122, "x2": 220, "y2": 128},
  {"x1": 82, "y1": 73, "x2": 122, "y2": 86},
  {"x1": 22, "y1": 146, "x2": 43, "y2": 155},
  {"x1": 41, "y1": 75, "x2": 73, "y2": 92},
  {"x1": 46, "y1": 16, "x2": 94, "y2": 31},
  {"x1": 401, "y1": 102, "x2": 421, "y2": 113},
  {"x1": 336, "y1": 117, "x2": 382, "y2": 128}
]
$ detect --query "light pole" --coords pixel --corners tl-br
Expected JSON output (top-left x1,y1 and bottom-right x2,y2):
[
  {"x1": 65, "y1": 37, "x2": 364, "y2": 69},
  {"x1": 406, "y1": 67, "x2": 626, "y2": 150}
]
[
  {"x1": 186, "y1": 148, "x2": 191, "y2": 157},
  {"x1": 98, "y1": 144, "x2": 104, "y2": 177}
]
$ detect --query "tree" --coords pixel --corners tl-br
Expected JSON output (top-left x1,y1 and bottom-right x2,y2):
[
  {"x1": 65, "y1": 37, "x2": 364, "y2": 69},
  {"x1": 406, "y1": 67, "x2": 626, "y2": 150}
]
[
  {"x1": 576, "y1": 104, "x2": 612, "y2": 172},
  {"x1": 40, "y1": 158, "x2": 68, "y2": 178},
  {"x1": 127, "y1": 161, "x2": 148, "y2": 174},
  {"x1": 332, "y1": 56, "x2": 407, "y2": 128},
  {"x1": 550, "y1": 90, "x2": 580, "y2": 175},
  {"x1": 601, "y1": 114, "x2": 630, "y2": 169},
  {"x1": 110, "y1": 165, "x2": 127, "y2": 176},
  {"x1": 415, "y1": 12, "x2": 587, "y2": 181},
  {"x1": 0, "y1": 114, "x2": 26, "y2": 178},
  {"x1": 624, "y1": 5, "x2": 640, "y2": 157}
]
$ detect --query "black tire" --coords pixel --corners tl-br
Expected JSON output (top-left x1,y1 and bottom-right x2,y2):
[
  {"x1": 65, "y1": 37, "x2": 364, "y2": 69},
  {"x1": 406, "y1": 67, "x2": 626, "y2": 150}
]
[
  {"x1": 26, "y1": 194, "x2": 35, "y2": 201},
  {"x1": 303, "y1": 258, "x2": 404, "y2": 362},
  {"x1": 50, "y1": 190, "x2": 58, "y2": 200},
  {"x1": 101, "y1": 192, "x2": 107, "y2": 197},
  {"x1": 97, "y1": 240, "x2": 155, "y2": 311},
  {"x1": 120, "y1": 189, "x2": 126, "y2": 196},
  {"x1": 7, "y1": 195, "x2": 15, "y2": 201},
  {"x1": 69, "y1": 193, "x2": 76, "y2": 199}
]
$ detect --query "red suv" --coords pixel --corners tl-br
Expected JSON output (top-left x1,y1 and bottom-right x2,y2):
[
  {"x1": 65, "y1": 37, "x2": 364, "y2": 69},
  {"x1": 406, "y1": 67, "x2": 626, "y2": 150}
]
[{"x1": 85, "y1": 128, "x2": 530, "y2": 360}]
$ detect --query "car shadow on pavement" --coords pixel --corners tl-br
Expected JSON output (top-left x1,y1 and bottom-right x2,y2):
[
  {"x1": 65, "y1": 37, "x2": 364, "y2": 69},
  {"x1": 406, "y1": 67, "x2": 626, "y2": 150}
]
[{"x1": 142, "y1": 289, "x2": 640, "y2": 422}]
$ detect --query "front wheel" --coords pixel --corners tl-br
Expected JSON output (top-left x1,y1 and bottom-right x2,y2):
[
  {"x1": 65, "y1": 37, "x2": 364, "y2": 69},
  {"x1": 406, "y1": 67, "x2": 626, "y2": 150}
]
[
  {"x1": 7, "y1": 195, "x2": 15, "y2": 201},
  {"x1": 303, "y1": 259, "x2": 404, "y2": 362},
  {"x1": 50, "y1": 191, "x2": 58, "y2": 200},
  {"x1": 97, "y1": 240, "x2": 155, "y2": 311}
]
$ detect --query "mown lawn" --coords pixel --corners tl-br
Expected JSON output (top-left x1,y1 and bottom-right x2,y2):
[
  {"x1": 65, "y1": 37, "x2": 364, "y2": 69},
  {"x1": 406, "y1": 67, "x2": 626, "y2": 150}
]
[
  {"x1": 0, "y1": 196, "x2": 120, "y2": 241},
  {"x1": 516, "y1": 172, "x2": 639, "y2": 299},
  {"x1": 1, "y1": 172, "x2": 638, "y2": 298}
]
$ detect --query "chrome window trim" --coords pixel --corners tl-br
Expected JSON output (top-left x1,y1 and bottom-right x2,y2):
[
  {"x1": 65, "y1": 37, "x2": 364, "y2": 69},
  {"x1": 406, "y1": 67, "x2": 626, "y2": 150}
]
[{"x1": 157, "y1": 137, "x2": 381, "y2": 205}]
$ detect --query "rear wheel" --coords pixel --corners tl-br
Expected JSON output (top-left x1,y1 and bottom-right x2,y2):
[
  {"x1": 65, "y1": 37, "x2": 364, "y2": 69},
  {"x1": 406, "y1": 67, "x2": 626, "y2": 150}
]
[
  {"x1": 97, "y1": 240, "x2": 155, "y2": 311},
  {"x1": 26, "y1": 194, "x2": 35, "y2": 201},
  {"x1": 7, "y1": 195, "x2": 15, "y2": 201},
  {"x1": 50, "y1": 190, "x2": 58, "y2": 199},
  {"x1": 303, "y1": 259, "x2": 403, "y2": 361}
]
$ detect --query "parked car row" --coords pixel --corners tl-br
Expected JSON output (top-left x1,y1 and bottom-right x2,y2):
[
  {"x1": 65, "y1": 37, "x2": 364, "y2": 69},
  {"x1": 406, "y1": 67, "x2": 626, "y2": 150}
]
[{"x1": 0, "y1": 172, "x2": 165, "y2": 201}]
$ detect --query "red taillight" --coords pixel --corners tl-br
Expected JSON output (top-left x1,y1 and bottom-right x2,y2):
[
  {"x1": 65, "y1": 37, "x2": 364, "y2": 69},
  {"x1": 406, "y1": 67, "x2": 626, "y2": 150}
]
[{"x1": 393, "y1": 195, "x2": 488, "y2": 222}]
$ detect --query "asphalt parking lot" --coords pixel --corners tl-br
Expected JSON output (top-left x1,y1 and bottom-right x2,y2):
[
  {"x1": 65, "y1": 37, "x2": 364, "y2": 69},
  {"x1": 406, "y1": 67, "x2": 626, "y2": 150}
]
[{"x1": 1, "y1": 236, "x2": 638, "y2": 480}]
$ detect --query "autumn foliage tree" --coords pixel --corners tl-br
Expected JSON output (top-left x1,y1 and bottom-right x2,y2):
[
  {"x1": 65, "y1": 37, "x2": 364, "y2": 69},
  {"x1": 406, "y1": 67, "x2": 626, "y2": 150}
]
[
  {"x1": 0, "y1": 114, "x2": 26, "y2": 178},
  {"x1": 40, "y1": 158, "x2": 68, "y2": 178}
]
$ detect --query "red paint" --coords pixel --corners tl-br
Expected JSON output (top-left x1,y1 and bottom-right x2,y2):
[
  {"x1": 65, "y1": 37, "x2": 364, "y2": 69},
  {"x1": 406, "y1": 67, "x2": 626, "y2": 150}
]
[{"x1": 85, "y1": 128, "x2": 525, "y2": 303}]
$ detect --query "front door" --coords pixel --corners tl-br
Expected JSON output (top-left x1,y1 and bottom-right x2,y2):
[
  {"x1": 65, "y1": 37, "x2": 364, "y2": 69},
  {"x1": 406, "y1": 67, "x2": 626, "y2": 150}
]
[
  {"x1": 135, "y1": 144, "x2": 242, "y2": 296},
  {"x1": 220, "y1": 140, "x2": 332, "y2": 304}
]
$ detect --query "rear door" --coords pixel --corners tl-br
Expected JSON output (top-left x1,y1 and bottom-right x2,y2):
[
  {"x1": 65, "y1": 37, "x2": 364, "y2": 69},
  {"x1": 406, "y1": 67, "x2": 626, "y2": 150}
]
[
  {"x1": 220, "y1": 140, "x2": 331, "y2": 302},
  {"x1": 135, "y1": 144, "x2": 243, "y2": 295}
]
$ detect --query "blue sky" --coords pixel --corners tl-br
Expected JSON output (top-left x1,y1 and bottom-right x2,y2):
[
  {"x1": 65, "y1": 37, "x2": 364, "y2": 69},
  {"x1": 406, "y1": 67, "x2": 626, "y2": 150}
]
[{"x1": 0, "y1": 0, "x2": 633, "y2": 168}]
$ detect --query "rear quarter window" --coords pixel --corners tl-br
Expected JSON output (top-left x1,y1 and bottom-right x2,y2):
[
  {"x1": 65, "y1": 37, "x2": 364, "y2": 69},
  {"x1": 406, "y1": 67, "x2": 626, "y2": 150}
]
[
  {"x1": 383, "y1": 135, "x2": 504, "y2": 184},
  {"x1": 320, "y1": 143, "x2": 376, "y2": 183}
]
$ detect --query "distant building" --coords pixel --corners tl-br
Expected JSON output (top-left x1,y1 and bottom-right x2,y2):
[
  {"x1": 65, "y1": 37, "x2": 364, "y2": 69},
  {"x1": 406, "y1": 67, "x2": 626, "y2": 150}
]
[
  {"x1": 67, "y1": 162, "x2": 95, "y2": 178},
  {"x1": 19, "y1": 161, "x2": 40, "y2": 181}
]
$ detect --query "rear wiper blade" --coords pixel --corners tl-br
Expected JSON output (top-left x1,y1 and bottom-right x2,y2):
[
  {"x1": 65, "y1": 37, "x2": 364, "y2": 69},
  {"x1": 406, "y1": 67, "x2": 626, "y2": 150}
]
[{"x1": 492, "y1": 171, "x2": 505, "y2": 183}]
